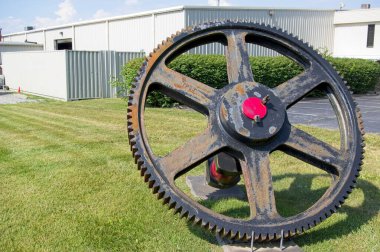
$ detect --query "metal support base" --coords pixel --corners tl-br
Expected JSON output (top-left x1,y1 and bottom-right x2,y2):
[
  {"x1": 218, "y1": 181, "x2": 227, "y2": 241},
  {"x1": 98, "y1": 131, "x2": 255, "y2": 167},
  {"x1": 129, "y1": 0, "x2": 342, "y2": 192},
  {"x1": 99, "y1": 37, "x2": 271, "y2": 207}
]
[
  {"x1": 216, "y1": 235, "x2": 303, "y2": 252},
  {"x1": 186, "y1": 175, "x2": 246, "y2": 200}
]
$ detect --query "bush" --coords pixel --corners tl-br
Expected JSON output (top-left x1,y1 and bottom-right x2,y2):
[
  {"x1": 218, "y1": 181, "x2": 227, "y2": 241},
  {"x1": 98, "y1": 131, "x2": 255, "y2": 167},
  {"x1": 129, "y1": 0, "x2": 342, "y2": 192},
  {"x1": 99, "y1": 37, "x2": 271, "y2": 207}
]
[
  {"x1": 118, "y1": 55, "x2": 380, "y2": 107},
  {"x1": 327, "y1": 57, "x2": 380, "y2": 93}
]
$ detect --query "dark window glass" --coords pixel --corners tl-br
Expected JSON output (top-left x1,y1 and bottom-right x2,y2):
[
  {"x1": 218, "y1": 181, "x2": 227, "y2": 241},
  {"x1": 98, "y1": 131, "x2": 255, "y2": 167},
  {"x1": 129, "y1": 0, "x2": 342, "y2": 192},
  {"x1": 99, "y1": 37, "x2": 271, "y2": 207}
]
[
  {"x1": 55, "y1": 39, "x2": 72, "y2": 50},
  {"x1": 367, "y1": 24, "x2": 375, "y2": 48}
]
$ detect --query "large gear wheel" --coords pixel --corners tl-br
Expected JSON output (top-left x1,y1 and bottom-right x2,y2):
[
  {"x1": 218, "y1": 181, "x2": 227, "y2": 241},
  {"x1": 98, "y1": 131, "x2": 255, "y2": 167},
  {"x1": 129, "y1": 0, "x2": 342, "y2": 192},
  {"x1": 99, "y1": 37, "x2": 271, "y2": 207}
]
[{"x1": 127, "y1": 22, "x2": 364, "y2": 241}]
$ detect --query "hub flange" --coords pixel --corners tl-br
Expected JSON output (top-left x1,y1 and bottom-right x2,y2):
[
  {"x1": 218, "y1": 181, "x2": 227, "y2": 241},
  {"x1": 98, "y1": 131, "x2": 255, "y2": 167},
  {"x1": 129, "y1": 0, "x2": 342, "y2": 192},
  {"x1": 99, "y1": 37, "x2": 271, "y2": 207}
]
[{"x1": 219, "y1": 82, "x2": 286, "y2": 143}]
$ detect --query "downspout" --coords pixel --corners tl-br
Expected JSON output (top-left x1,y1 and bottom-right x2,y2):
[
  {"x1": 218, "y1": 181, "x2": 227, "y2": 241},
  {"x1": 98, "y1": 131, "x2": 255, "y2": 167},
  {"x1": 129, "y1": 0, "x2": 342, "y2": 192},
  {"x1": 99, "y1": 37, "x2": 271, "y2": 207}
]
[
  {"x1": 43, "y1": 30, "x2": 46, "y2": 50},
  {"x1": 152, "y1": 13, "x2": 156, "y2": 52},
  {"x1": 72, "y1": 25, "x2": 76, "y2": 50},
  {"x1": 106, "y1": 20, "x2": 110, "y2": 50}
]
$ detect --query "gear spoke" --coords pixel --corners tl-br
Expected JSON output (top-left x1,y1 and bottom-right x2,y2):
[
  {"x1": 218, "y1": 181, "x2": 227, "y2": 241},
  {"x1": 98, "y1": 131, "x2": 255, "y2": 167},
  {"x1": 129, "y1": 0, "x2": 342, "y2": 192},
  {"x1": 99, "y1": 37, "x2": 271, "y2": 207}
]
[
  {"x1": 157, "y1": 127, "x2": 225, "y2": 180},
  {"x1": 240, "y1": 150, "x2": 279, "y2": 220},
  {"x1": 149, "y1": 63, "x2": 216, "y2": 112},
  {"x1": 224, "y1": 30, "x2": 254, "y2": 84},
  {"x1": 282, "y1": 125, "x2": 344, "y2": 176},
  {"x1": 274, "y1": 66, "x2": 326, "y2": 108}
]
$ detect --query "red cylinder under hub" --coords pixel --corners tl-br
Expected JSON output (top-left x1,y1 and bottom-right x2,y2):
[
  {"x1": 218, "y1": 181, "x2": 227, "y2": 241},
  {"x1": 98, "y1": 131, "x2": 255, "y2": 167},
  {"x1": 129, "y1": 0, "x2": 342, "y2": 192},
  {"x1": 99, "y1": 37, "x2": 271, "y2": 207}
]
[{"x1": 242, "y1": 97, "x2": 267, "y2": 120}]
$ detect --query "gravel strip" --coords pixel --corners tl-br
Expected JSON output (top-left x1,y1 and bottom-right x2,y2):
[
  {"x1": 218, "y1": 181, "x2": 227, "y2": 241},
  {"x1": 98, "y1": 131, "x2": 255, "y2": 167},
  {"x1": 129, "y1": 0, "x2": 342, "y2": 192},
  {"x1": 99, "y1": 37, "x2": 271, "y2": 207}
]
[{"x1": 0, "y1": 91, "x2": 38, "y2": 105}]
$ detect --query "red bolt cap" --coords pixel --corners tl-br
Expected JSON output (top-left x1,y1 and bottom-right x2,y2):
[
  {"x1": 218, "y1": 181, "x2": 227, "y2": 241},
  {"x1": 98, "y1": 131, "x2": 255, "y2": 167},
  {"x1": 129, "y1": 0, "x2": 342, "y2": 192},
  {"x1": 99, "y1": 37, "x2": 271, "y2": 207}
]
[{"x1": 242, "y1": 97, "x2": 267, "y2": 120}]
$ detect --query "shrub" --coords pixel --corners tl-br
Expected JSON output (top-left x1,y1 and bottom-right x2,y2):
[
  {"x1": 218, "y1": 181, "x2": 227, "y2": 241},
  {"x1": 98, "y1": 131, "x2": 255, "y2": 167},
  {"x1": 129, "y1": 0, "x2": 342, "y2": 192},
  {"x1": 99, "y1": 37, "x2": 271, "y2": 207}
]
[
  {"x1": 116, "y1": 57, "x2": 145, "y2": 97},
  {"x1": 118, "y1": 55, "x2": 380, "y2": 107},
  {"x1": 327, "y1": 57, "x2": 380, "y2": 94}
]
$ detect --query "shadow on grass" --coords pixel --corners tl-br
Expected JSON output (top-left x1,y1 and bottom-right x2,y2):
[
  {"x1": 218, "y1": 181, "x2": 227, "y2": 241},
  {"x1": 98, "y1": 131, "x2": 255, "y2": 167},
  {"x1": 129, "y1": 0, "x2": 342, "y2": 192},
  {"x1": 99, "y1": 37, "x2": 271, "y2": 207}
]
[{"x1": 186, "y1": 173, "x2": 379, "y2": 246}]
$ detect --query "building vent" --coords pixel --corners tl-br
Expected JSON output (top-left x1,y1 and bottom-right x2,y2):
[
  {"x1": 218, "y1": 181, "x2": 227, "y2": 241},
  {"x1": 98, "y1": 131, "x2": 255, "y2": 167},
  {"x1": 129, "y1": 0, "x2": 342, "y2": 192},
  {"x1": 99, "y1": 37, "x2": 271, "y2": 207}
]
[
  {"x1": 24, "y1": 26, "x2": 35, "y2": 31},
  {"x1": 361, "y1": 4, "x2": 371, "y2": 9}
]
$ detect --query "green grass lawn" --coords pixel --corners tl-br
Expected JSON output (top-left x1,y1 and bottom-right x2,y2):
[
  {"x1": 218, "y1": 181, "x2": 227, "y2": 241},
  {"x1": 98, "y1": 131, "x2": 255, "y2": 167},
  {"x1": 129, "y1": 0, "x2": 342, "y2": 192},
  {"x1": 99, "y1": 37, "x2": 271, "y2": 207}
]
[{"x1": 0, "y1": 98, "x2": 379, "y2": 251}]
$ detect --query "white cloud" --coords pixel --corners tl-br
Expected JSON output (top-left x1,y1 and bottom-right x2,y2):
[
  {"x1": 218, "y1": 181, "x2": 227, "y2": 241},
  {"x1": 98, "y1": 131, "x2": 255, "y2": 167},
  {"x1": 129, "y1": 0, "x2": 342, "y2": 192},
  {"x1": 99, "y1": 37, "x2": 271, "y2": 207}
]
[
  {"x1": 55, "y1": 0, "x2": 77, "y2": 23},
  {"x1": 0, "y1": 16, "x2": 24, "y2": 34},
  {"x1": 125, "y1": 0, "x2": 139, "y2": 6},
  {"x1": 208, "y1": 0, "x2": 231, "y2": 6},
  {"x1": 93, "y1": 9, "x2": 111, "y2": 19},
  {"x1": 34, "y1": 0, "x2": 77, "y2": 29}
]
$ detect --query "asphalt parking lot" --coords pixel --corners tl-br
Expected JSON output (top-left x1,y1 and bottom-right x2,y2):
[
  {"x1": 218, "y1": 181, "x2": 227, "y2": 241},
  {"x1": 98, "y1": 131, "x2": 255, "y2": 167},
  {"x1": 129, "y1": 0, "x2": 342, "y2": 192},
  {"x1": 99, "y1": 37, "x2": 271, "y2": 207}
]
[{"x1": 288, "y1": 95, "x2": 380, "y2": 134}]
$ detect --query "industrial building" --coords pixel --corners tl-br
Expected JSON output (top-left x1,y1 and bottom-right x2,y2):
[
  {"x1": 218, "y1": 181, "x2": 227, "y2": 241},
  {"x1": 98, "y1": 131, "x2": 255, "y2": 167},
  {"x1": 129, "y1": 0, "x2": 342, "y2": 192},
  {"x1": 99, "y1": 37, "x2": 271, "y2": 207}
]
[
  {"x1": 2, "y1": 6, "x2": 336, "y2": 56},
  {"x1": 334, "y1": 8, "x2": 380, "y2": 60},
  {"x1": 0, "y1": 5, "x2": 379, "y2": 100},
  {"x1": 2, "y1": 5, "x2": 379, "y2": 59}
]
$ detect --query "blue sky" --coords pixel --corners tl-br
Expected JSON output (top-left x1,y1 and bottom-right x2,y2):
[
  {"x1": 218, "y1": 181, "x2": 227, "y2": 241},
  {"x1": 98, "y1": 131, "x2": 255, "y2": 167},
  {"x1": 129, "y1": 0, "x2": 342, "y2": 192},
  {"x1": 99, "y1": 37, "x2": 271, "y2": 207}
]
[{"x1": 1, "y1": 0, "x2": 380, "y2": 34}]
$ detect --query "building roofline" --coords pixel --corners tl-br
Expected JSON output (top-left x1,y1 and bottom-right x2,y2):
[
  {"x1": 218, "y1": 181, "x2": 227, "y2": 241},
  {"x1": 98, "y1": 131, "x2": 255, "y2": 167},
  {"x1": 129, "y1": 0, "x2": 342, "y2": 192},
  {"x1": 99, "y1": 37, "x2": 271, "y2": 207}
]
[
  {"x1": 3, "y1": 5, "x2": 337, "y2": 36},
  {"x1": 334, "y1": 8, "x2": 380, "y2": 24},
  {"x1": 183, "y1": 5, "x2": 336, "y2": 11}
]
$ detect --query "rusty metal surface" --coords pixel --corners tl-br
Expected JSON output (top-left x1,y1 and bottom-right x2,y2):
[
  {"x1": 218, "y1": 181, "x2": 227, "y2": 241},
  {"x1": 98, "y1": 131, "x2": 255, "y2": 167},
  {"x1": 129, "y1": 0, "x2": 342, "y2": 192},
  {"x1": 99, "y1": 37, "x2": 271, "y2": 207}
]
[{"x1": 127, "y1": 22, "x2": 365, "y2": 241}]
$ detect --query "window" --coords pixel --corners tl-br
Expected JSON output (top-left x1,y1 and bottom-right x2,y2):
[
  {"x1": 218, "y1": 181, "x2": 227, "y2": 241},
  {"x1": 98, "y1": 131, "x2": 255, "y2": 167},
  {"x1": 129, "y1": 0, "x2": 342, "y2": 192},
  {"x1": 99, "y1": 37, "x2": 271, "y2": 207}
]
[
  {"x1": 55, "y1": 38, "x2": 72, "y2": 50},
  {"x1": 367, "y1": 24, "x2": 375, "y2": 48}
]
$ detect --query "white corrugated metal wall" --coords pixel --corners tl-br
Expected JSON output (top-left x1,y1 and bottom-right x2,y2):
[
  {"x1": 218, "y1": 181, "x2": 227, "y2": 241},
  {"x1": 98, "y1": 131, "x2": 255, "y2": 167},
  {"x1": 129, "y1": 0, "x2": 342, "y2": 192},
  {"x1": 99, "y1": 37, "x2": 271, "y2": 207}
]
[
  {"x1": 154, "y1": 10, "x2": 185, "y2": 47},
  {"x1": 3, "y1": 50, "x2": 144, "y2": 100},
  {"x1": 25, "y1": 31, "x2": 45, "y2": 44},
  {"x1": 66, "y1": 51, "x2": 145, "y2": 100},
  {"x1": 185, "y1": 8, "x2": 335, "y2": 56},
  {"x1": 75, "y1": 22, "x2": 107, "y2": 50},
  {"x1": 109, "y1": 15, "x2": 153, "y2": 53},
  {"x1": 2, "y1": 6, "x2": 335, "y2": 56}
]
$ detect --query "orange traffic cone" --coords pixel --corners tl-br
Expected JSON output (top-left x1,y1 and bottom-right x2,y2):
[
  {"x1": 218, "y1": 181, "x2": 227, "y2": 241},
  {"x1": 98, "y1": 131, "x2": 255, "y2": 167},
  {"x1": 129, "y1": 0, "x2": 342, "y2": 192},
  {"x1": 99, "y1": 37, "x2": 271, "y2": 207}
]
[{"x1": 18, "y1": 86, "x2": 20, "y2": 93}]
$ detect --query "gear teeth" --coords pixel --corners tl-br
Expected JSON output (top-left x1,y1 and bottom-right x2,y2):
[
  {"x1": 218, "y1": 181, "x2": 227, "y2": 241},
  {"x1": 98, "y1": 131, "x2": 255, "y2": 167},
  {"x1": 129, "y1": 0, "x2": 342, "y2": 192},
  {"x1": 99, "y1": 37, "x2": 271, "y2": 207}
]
[
  {"x1": 225, "y1": 230, "x2": 233, "y2": 239},
  {"x1": 187, "y1": 214, "x2": 195, "y2": 223},
  {"x1": 208, "y1": 223, "x2": 217, "y2": 233},
  {"x1": 134, "y1": 154, "x2": 141, "y2": 164},
  {"x1": 131, "y1": 148, "x2": 138, "y2": 157},
  {"x1": 136, "y1": 159, "x2": 144, "y2": 167},
  {"x1": 231, "y1": 230, "x2": 240, "y2": 240},
  {"x1": 180, "y1": 210, "x2": 189, "y2": 219},
  {"x1": 218, "y1": 228, "x2": 227, "y2": 238},
  {"x1": 201, "y1": 221, "x2": 209, "y2": 229},
  {"x1": 140, "y1": 167, "x2": 147, "y2": 176},
  {"x1": 127, "y1": 20, "x2": 365, "y2": 243},
  {"x1": 174, "y1": 206, "x2": 183, "y2": 214},
  {"x1": 261, "y1": 233, "x2": 268, "y2": 241},
  {"x1": 143, "y1": 173, "x2": 151, "y2": 183},
  {"x1": 156, "y1": 189, "x2": 165, "y2": 199},
  {"x1": 162, "y1": 195, "x2": 171, "y2": 205},
  {"x1": 148, "y1": 179, "x2": 155, "y2": 188},
  {"x1": 269, "y1": 232, "x2": 277, "y2": 241},
  {"x1": 193, "y1": 217, "x2": 202, "y2": 226},
  {"x1": 215, "y1": 226, "x2": 223, "y2": 235},
  {"x1": 152, "y1": 184, "x2": 160, "y2": 194},
  {"x1": 325, "y1": 211, "x2": 331, "y2": 218},
  {"x1": 238, "y1": 232, "x2": 247, "y2": 241},
  {"x1": 168, "y1": 200, "x2": 176, "y2": 210}
]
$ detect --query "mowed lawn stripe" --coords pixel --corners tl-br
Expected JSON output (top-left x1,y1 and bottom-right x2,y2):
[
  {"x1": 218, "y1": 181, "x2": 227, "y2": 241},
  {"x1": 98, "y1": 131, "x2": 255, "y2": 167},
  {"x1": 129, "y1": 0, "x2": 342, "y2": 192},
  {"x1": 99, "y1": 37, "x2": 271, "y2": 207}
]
[
  {"x1": 1, "y1": 105, "x2": 126, "y2": 133},
  {"x1": 0, "y1": 100, "x2": 219, "y2": 251},
  {"x1": 0, "y1": 99, "x2": 378, "y2": 252}
]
